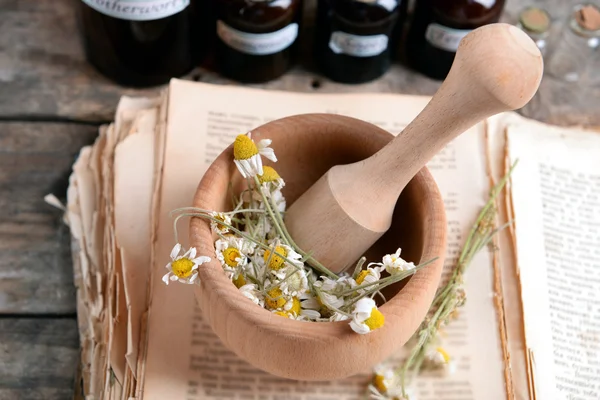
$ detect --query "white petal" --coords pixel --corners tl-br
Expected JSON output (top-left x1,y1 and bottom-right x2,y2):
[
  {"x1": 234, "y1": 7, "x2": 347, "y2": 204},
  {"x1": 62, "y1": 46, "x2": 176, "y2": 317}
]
[
  {"x1": 189, "y1": 272, "x2": 199, "y2": 283},
  {"x1": 257, "y1": 138, "x2": 272, "y2": 149},
  {"x1": 191, "y1": 265, "x2": 199, "y2": 271},
  {"x1": 300, "y1": 309, "x2": 321, "y2": 319},
  {"x1": 253, "y1": 155, "x2": 263, "y2": 176},
  {"x1": 301, "y1": 297, "x2": 320, "y2": 309},
  {"x1": 259, "y1": 147, "x2": 277, "y2": 162},
  {"x1": 350, "y1": 320, "x2": 371, "y2": 334},
  {"x1": 192, "y1": 255, "x2": 211, "y2": 265},
  {"x1": 164, "y1": 262, "x2": 172, "y2": 270},
  {"x1": 162, "y1": 272, "x2": 171, "y2": 285},
  {"x1": 188, "y1": 247, "x2": 197, "y2": 259},
  {"x1": 234, "y1": 159, "x2": 248, "y2": 178},
  {"x1": 170, "y1": 275, "x2": 178, "y2": 281},
  {"x1": 170, "y1": 243, "x2": 182, "y2": 259}
]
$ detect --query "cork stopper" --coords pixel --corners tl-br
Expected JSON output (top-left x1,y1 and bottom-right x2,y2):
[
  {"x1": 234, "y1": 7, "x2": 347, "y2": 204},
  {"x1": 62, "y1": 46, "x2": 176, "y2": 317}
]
[
  {"x1": 519, "y1": 7, "x2": 551, "y2": 34},
  {"x1": 575, "y1": 4, "x2": 600, "y2": 31}
]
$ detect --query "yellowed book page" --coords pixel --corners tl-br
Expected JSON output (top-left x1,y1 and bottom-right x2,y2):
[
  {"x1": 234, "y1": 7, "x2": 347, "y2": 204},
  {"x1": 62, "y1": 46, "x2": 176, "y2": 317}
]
[
  {"x1": 114, "y1": 107, "x2": 158, "y2": 378},
  {"x1": 506, "y1": 118, "x2": 600, "y2": 400},
  {"x1": 143, "y1": 80, "x2": 507, "y2": 400}
]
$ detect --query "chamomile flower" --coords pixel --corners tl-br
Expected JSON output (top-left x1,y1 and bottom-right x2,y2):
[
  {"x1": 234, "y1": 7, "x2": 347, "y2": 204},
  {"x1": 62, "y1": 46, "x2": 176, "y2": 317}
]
[
  {"x1": 239, "y1": 284, "x2": 264, "y2": 307},
  {"x1": 162, "y1": 243, "x2": 211, "y2": 285},
  {"x1": 233, "y1": 132, "x2": 276, "y2": 178},
  {"x1": 279, "y1": 268, "x2": 309, "y2": 296},
  {"x1": 263, "y1": 243, "x2": 302, "y2": 275},
  {"x1": 355, "y1": 266, "x2": 382, "y2": 286},
  {"x1": 371, "y1": 364, "x2": 395, "y2": 394},
  {"x1": 210, "y1": 211, "x2": 231, "y2": 234},
  {"x1": 423, "y1": 347, "x2": 456, "y2": 375},
  {"x1": 314, "y1": 274, "x2": 357, "y2": 294},
  {"x1": 382, "y1": 248, "x2": 416, "y2": 275},
  {"x1": 349, "y1": 297, "x2": 385, "y2": 334},
  {"x1": 264, "y1": 287, "x2": 289, "y2": 310},
  {"x1": 258, "y1": 166, "x2": 285, "y2": 190},
  {"x1": 317, "y1": 291, "x2": 345, "y2": 311},
  {"x1": 215, "y1": 236, "x2": 253, "y2": 279}
]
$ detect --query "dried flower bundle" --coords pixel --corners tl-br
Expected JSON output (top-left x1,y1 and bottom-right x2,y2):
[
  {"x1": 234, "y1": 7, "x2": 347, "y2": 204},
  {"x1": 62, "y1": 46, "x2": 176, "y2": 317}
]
[{"x1": 165, "y1": 132, "x2": 437, "y2": 335}]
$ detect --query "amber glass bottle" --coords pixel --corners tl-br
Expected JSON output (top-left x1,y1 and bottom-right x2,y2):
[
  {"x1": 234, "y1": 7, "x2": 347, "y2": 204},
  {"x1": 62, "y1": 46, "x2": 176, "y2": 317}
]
[
  {"x1": 405, "y1": 0, "x2": 506, "y2": 80},
  {"x1": 77, "y1": 1, "x2": 197, "y2": 87},
  {"x1": 213, "y1": 0, "x2": 302, "y2": 83},
  {"x1": 315, "y1": 0, "x2": 406, "y2": 83}
]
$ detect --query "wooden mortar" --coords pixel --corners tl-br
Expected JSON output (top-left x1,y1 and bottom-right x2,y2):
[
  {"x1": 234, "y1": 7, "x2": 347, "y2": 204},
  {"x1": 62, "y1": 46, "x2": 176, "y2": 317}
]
[{"x1": 189, "y1": 114, "x2": 446, "y2": 381}]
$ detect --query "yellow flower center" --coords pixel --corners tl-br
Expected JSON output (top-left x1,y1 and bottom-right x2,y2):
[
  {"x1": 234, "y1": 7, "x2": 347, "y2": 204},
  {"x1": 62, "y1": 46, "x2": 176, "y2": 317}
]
[
  {"x1": 437, "y1": 347, "x2": 451, "y2": 363},
  {"x1": 289, "y1": 297, "x2": 301, "y2": 316},
  {"x1": 232, "y1": 274, "x2": 246, "y2": 288},
  {"x1": 258, "y1": 166, "x2": 280, "y2": 183},
  {"x1": 233, "y1": 134, "x2": 258, "y2": 160},
  {"x1": 274, "y1": 311, "x2": 290, "y2": 318},
  {"x1": 265, "y1": 288, "x2": 286, "y2": 310},
  {"x1": 356, "y1": 270, "x2": 369, "y2": 285},
  {"x1": 171, "y1": 258, "x2": 195, "y2": 278},
  {"x1": 372, "y1": 374, "x2": 388, "y2": 393},
  {"x1": 364, "y1": 307, "x2": 385, "y2": 331},
  {"x1": 223, "y1": 247, "x2": 241, "y2": 267},
  {"x1": 213, "y1": 214, "x2": 228, "y2": 231},
  {"x1": 263, "y1": 246, "x2": 287, "y2": 270}
]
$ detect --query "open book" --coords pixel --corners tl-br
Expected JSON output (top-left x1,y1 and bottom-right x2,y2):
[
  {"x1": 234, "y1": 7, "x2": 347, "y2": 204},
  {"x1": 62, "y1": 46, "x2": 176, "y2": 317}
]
[{"x1": 62, "y1": 79, "x2": 600, "y2": 400}]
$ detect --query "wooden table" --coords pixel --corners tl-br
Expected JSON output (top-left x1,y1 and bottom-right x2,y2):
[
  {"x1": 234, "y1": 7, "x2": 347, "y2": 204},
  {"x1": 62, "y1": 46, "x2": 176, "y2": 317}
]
[{"x1": 0, "y1": 0, "x2": 598, "y2": 399}]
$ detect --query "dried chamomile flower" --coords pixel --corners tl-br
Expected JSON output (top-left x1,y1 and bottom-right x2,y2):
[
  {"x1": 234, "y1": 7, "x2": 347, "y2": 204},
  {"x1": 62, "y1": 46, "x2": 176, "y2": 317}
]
[
  {"x1": 258, "y1": 165, "x2": 285, "y2": 190},
  {"x1": 239, "y1": 283, "x2": 264, "y2": 307},
  {"x1": 233, "y1": 132, "x2": 276, "y2": 178},
  {"x1": 162, "y1": 243, "x2": 211, "y2": 285},
  {"x1": 371, "y1": 363, "x2": 395, "y2": 395},
  {"x1": 263, "y1": 243, "x2": 302, "y2": 273},
  {"x1": 279, "y1": 268, "x2": 309, "y2": 296},
  {"x1": 369, "y1": 248, "x2": 415, "y2": 275},
  {"x1": 355, "y1": 266, "x2": 383, "y2": 293},
  {"x1": 349, "y1": 297, "x2": 385, "y2": 334},
  {"x1": 210, "y1": 211, "x2": 231, "y2": 234},
  {"x1": 423, "y1": 347, "x2": 455, "y2": 375},
  {"x1": 215, "y1": 235, "x2": 254, "y2": 278}
]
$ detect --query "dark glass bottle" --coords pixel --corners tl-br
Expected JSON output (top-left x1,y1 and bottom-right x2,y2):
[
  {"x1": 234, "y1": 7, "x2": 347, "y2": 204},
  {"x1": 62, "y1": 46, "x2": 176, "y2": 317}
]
[
  {"x1": 405, "y1": 0, "x2": 506, "y2": 80},
  {"x1": 212, "y1": 0, "x2": 302, "y2": 83},
  {"x1": 77, "y1": 0, "x2": 197, "y2": 87},
  {"x1": 315, "y1": 0, "x2": 406, "y2": 84}
]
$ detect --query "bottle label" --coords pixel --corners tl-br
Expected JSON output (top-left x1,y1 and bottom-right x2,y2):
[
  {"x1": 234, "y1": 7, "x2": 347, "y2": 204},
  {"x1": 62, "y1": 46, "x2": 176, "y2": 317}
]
[
  {"x1": 425, "y1": 23, "x2": 472, "y2": 52},
  {"x1": 217, "y1": 20, "x2": 299, "y2": 56},
  {"x1": 329, "y1": 31, "x2": 389, "y2": 57},
  {"x1": 81, "y1": 0, "x2": 190, "y2": 21}
]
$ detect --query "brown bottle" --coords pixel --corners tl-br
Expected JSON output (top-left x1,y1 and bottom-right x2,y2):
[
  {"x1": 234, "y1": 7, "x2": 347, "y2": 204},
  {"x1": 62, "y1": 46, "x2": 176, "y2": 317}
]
[
  {"x1": 77, "y1": 0, "x2": 197, "y2": 87},
  {"x1": 212, "y1": 0, "x2": 302, "y2": 83},
  {"x1": 315, "y1": 0, "x2": 407, "y2": 84},
  {"x1": 405, "y1": 0, "x2": 506, "y2": 80}
]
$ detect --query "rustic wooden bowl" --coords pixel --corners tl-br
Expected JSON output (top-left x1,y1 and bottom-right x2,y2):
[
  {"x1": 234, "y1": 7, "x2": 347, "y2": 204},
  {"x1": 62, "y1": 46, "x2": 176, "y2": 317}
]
[{"x1": 189, "y1": 113, "x2": 447, "y2": 381}]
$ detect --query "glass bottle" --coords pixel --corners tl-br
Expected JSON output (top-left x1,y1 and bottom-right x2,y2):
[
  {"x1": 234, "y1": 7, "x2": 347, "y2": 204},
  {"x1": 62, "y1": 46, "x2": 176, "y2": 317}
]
[
  {"x1": 545, "y1": 3, "x2": 600, "y2": 83},
  {"x1": 517, "y1": 6, "x2": 552, "y2": 56},
  {"x1": 77, "y1": 0, "x2": 197, "y2": 87},
  {"x1": 212, "y1": 0, "x2": 302, "y2": 83},
  {"x1": 404, "y1": 0, "x2": 506, "y2": 80},
  {"x1": 315, "y1": 0, "x2": 406, "y2": 84}
]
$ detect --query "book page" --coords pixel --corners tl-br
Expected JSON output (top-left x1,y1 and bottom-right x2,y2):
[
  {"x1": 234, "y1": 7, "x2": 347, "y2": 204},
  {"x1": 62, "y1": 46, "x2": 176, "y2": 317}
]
[
  {"x1": 506, "y1": 118, "x2": 600, "y2": 400},
  {"x1": 142, "y1": 79, "x2": 507, "y2": 400}
]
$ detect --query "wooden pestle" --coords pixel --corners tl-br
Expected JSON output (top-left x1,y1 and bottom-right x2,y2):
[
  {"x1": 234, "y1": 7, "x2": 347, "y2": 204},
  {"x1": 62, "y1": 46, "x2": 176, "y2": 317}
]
[{"x1": 284, "y1": 23, "x2": 543, "y2": 274}]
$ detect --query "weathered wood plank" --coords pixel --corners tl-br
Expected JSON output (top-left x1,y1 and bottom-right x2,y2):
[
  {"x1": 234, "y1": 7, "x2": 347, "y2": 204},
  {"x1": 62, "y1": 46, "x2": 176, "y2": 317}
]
[
  {"x1": 0, "y1": 318, "x2": 80, "y2": 400},
  {"x1": 0, "y1": 122, "x2": 98, "y2": 314},
  {"x1": 1, "y1": 0, "x2": 598, "y2": 126}
]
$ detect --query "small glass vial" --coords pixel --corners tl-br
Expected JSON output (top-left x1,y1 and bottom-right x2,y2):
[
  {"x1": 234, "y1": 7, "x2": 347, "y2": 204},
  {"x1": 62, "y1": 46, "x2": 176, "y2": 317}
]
[
  {"x1": 212, "y1": 0, "x2": 302, "y2": 83},
  {"x1": 545, "y1": 3, "x2": 600, "y2": 83},
  {"x1": 315, "y1": 0, "x2": 405, "y2": 84},
  {"x1": 517, "y1": 6, "x2": 551, "y2": 56}
]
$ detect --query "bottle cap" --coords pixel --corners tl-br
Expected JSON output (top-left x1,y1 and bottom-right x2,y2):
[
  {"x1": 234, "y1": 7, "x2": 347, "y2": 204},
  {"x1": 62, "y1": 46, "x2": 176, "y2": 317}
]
[{"x1": 519, "y1": 7, "x2": 551, "y2": 34}]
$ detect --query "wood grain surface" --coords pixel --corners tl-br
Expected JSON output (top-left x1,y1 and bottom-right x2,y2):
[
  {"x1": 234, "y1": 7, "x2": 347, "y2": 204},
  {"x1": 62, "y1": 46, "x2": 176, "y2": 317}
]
[
  {"x1": 0, "y1": 122, "x2": 98, "y2": 314},
  {"x1": 0, "y1": 318, "x2": 80, "y2": 400},
  {"x1": 0, "y1": 0, "x2": 598, "y2": 398}
]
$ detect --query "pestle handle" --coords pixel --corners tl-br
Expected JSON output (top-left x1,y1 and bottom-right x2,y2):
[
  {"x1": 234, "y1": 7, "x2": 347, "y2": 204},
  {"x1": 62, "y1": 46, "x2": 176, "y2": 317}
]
[{"x1": 329, "y1": 23, "x2": 543, "y2": 231}]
